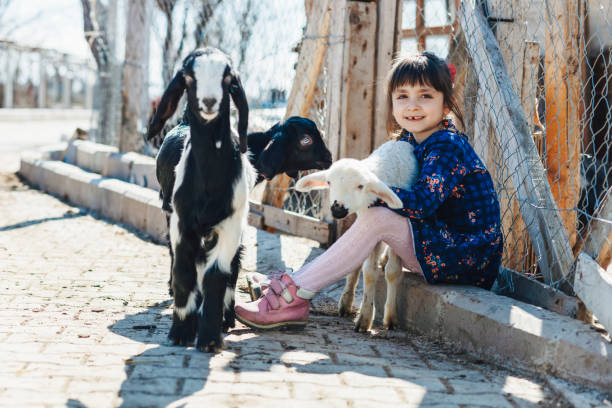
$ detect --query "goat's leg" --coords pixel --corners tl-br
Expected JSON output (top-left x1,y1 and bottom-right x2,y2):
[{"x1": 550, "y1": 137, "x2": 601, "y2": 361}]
[
  {"x1": 383, "y1": 248, "x2": 403, "y2": 330},
  {"x1": 168, "y1": 241, "x2": 199, "y2": 346},
  {"x1": 338, "y1": 266, "x2": 361, "y2": 317},
  {"x1": 222, "y1": 245, "x2": 242, "y2": 333},
  {"x1": 355, "y1": 242, "x2": 384, "y2": 332},
  {"x1": 165, "y1": 213, "x2": 174, "y2": 296},
  {"x1": 197, "y1": 264, "x2": 228, "y2": 353}
]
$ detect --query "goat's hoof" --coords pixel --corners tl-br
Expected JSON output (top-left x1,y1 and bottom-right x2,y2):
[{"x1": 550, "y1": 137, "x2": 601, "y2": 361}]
[
  {"x1": 222, "y1": 318, "x2": 235, "y2": 333},
  {"x1": 197, "y1": 337, "x2": 224, "y2": 353},
  {"x1": 222, "y1": 309, "x2": 236, "y2": 333},
  {"x1": 168, "y1": 324, "x2": 197, "y2": 347}
]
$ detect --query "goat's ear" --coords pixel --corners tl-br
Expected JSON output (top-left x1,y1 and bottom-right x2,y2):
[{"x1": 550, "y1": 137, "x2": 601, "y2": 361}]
[
  {"x1": 367, "y1": 179, "x2": 403, "y2": 209},
  {"x1": 256, "y1": 131, "x2": 288, "y2": 180},
  {"x1": 295, "y1": 171, "x2": 329, "y2": 192},
  {"x1": 147, "y1": 70, "x2": 186, "y2": 140},
  {"x1": 230, "y1": 72, "x2": 249, "y2": 153}
]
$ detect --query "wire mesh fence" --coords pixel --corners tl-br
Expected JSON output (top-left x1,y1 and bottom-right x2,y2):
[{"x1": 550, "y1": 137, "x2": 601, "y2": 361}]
[{"x1": 400, "y1": 0, "x2": 612, "y2": 290}]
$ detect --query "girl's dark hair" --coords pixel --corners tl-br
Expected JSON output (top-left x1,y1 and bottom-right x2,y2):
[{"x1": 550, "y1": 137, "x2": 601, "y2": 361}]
[{"x1": 385, "y1": 51, "x2": 464, "y2": 138}]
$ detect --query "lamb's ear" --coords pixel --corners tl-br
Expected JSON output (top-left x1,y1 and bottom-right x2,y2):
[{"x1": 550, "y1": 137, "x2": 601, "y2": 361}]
[
  {"x1": 147, "y1": 70, "x2": 186, "y2": 140},
  {"x1": 230, "y1": 72, "x2": 249, "y2": 154},
  {"x1": 367, "y1": 179, "x2": 403, "y2": 209},
  {"x1": 295, "y1": 170, "x2": 329, "y2": 192}
]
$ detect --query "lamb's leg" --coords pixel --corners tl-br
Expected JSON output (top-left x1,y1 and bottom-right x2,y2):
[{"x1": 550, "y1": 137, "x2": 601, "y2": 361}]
[
  {"x1": 355, "y1": 241, "x2": 384, "y2": 332},
  {"x1": 168, "y1": 240, "x2": 199, "y2": 346},
  {"x1": 338, "y1": 266, "x2": 361, "y2": 317},
  {"x1": 383, "y1": 248, "x2": 402, "y2": 330},
  {"x1": 197, "y1": 264, "x2": 228, "y2": 353},
  {"x1": 222, "y1": 245, "x2": 242, "y2": 333}
]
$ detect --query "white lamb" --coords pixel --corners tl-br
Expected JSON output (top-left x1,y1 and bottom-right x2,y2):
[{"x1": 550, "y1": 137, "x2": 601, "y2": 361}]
[{"x1": 295, "y1": 140, "x2": 418, "y2": 331}]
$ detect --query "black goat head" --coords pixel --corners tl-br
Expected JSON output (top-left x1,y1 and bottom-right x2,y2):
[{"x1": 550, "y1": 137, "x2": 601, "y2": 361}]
[{"x1": 257, "y1": 116, "x2": 333, "y2": 180}]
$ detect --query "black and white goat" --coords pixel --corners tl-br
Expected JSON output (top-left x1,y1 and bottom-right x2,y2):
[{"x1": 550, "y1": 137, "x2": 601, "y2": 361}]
[{"x1": 146, "y1": 47, "x2": 254, "y2": 352}]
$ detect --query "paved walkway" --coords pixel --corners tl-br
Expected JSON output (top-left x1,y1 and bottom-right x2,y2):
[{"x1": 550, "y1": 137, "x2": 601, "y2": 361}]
[{"x1": 0, "y1": 172, "x2": 606, "y2": 407}]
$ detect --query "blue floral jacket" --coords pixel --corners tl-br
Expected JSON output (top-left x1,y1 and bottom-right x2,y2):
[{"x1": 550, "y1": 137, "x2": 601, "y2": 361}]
[{"x1": 377, "y1": 125, "x2": 503, "y2": 289}]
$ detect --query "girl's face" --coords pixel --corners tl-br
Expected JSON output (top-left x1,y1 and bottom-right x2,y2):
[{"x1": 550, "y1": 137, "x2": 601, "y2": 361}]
[{"x1": 392, "y1": 82, "x2": 449, "y2": 143}]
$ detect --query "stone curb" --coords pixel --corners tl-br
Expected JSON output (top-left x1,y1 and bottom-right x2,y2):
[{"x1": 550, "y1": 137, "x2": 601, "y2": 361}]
[
  {"x1": 19, "y1": 150, "x2": 166, "y2": 243},
  {"x1": 373, "y1": 265, "x2": 612, "y2": 390},
  {"x1": 18, "y1": 146, "x2": 612, "y2": 392}
]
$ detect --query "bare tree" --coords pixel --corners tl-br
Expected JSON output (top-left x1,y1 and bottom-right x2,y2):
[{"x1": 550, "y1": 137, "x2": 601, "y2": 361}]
[
  {"x1": 120, "y1": 0, "x2": 152, "y2": 153},
  {"x1": 236, "y1": 0, "x2": 257, "y2": 77},
  {"x1": 156, "y1": 0, "x2": 189, "y2": 87},
  {"x1": 80, "y1": 0, "x2": 115, "y2": 144},
  {"x1": 193, "y1": 0, "x2": 224, "y2": 48}
]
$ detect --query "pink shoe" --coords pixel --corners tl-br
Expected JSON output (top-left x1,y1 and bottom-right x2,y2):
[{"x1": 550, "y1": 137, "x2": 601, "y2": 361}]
[
  {"x1": 245, "y1": 270, "x2": 287, "y2": 301},
  {"x1": 235, "y1": 274, "x2": 315, "y2": 330}
]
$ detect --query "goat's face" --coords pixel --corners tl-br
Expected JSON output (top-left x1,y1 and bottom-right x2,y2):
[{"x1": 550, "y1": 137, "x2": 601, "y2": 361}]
[
  {"x1": 183, "y1": 50, "x2": 233, "y2": 121},
  {"x1": 257, "y1": 117, "x2": 333, "y2": 180},
  {"x1": 295, "y1": 159, "x2": 403, "y2": 219},
  {"x1": 282, "y1": 117, "x2": 333, "y2": 178},
  {"x1": 147, "y1": 47, "x2": 249, "y2": 153}
]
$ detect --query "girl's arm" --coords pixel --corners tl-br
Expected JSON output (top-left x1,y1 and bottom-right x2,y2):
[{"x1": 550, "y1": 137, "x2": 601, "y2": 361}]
[{"x1": 383, "y1": 141, "x2": 467, "y2": 219}]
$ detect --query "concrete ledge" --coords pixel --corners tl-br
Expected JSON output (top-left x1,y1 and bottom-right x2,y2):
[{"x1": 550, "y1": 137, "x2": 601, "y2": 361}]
[
  {"x1": 74, "y1": 141, "x2": 118, "y2": 174},
  {"x1": 19, "y1": 154, "x2": 166, "y2": 243},
  {"x1": 102, "y1": 152, "x2": 159, "y2": 192},
  {"x1": 61, "y1": 141, "x2": 159, "y2": 192},
  {"x1": 375, "y1": 273, "x2": 612, "y2": 389}
]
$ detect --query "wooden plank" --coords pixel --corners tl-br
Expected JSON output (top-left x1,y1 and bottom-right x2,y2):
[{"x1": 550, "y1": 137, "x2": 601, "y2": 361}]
[
  {"x1": 459, "y1": 2, "x2": 574, "y2": 287},
  {"x1": 249, "y1": 201, "x2": 332, "y2": 244},
  {"x1": 401, "y1": 25, "x2": 452, "y2": 39},
  {"x1": 582, "y1": 186, "x2": 612, "y2": 269},
  {"x1": 544, "y1": 0, "x2": 585, "y2": 250},
  {"x1": 373, "y1": 0, "x2": 401, "y2": 149},
  {"x1": 495, "y1": 267, "x2": 579, "y2": 317},
  {"x1": 247, "y1": 201, "x2": 264, "y2": 230},
  {"x1": 262, "y1": 0, "x2": 332, "y2": 209},
  {"x1": 415, "y1": 0, "x2": 425, "y2": 51},
  {"x1": 339, "y1": 1, "x2": 378, "y2": 159},
  {"x1": 325, "y1": 0, "x2": 348, "y2": 161},
  {"x1": 574, "y1": 252, "x2": 612, "y2": 334}
]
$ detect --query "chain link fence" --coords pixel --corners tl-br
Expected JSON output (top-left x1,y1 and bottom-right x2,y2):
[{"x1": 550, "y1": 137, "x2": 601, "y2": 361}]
[{"x1": 401, "y1": 0, "x2": 612, "y2": 291}]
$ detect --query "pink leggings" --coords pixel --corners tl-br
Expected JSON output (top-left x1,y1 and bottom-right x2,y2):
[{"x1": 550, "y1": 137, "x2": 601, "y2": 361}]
[{"x1": 293, "y1": 206, "x2": 423, "y2": 293}]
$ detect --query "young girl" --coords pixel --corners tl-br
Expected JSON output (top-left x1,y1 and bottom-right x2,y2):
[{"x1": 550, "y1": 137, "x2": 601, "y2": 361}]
[{"x1": 234, "y1": 52, "x2": 503, "y2": 330}]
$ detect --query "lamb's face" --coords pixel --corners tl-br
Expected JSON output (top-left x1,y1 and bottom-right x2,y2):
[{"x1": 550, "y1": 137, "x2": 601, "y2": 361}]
[
  {"x1": 184, "y1": 50, "x2": 233, "y2": 121},
  {"x1": 325, "y1": 161, "x2": 382, "y2": 218},
  {"x1": 295, "y1": 159, "x2": 403, "y2": 219}
]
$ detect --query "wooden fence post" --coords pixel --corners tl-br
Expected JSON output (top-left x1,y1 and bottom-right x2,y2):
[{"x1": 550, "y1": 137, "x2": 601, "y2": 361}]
[
  {"x1": 544, "y1": 0, "x2": 585, "y2": 250},
  {"x1": 373, "y1": 0, "x2": 401, "y2": 150},
  {"x1": 339, "y1": 1, "x2": 378, "y2": 160}
]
